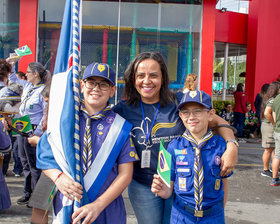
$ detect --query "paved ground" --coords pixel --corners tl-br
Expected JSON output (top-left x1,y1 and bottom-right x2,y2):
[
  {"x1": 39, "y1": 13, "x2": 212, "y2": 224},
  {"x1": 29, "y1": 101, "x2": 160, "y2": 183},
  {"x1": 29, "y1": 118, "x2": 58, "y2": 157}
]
[{"x1": 0, "y1": 138, "x2": 280, "y2": 224}]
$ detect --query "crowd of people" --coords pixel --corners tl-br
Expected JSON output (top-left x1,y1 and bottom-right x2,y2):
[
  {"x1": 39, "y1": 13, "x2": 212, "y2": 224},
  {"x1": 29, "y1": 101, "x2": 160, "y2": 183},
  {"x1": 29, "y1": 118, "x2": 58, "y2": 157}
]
[{"x1": 7, "y1": 51, "x2": 280, "y2": 224}]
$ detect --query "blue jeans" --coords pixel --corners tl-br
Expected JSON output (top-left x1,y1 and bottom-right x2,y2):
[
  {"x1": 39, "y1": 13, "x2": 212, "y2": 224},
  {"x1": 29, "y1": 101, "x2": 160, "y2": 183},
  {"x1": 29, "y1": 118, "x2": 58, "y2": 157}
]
[
  {"x1": 233, "y1": 112, "x2": 245, "y2": 138},
  {"x1": 12, "y1": 137, "x2": 23, "y2": 175},
  {"x1": 128, "y1": 179, "x2": 172, "y2": 224}
]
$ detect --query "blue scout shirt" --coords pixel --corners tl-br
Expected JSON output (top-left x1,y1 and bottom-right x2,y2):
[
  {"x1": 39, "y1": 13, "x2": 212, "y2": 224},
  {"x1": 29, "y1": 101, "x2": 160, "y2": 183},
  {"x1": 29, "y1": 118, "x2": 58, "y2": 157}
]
[
  {"x1": 113, "y1": 100, "x2": 185, "y2": 186},
  {"x1": 9, "y1": 68, "x2": 46, "y2": 136},
  {"x1": 0, "y1": 122, "x2": 11, "y2": 150},
  {"x1": 168, "y1": 133, "x2": 231, "y2": 208}
]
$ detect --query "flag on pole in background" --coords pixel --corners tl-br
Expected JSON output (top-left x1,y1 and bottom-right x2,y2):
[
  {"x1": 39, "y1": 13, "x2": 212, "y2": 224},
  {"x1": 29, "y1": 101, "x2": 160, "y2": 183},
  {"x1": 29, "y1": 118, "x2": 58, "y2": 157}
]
[
  {"x1": 12, "y1": 115, "x2": 33, "y2": 136},
  {"x1": 35, "y1": 0, "x2": 82, "y2": 223},
  {"x1": 157, "y1": 139, "x2": 171, "y2": 188}
]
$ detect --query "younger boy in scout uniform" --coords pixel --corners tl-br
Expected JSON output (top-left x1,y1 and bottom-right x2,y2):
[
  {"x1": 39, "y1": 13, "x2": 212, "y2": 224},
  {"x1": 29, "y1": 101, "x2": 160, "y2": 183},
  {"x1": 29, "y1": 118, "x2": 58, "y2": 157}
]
[{"x1": 151, "y1": 90, "x2": 232, "y2": 224}]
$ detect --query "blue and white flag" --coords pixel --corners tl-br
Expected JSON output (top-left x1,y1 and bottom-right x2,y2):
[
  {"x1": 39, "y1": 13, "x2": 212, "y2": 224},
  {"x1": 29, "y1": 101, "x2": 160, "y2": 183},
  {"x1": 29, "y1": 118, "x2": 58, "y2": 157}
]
[{"x1": 46, "y1": 0, "x2": 82, "y2": 223}]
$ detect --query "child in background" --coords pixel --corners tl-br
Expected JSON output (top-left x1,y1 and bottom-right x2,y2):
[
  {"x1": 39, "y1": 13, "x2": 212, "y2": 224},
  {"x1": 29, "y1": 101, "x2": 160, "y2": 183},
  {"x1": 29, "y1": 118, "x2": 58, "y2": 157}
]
[
  {"x1": 219, "y1": 103, "x2": 234, "y2": 126},
  {"x1": 151, "y1": 90, "x2": 233, "y2": 224},
  {"x1": 244, "y1": 102, "x2": 258, "y2": 138}
]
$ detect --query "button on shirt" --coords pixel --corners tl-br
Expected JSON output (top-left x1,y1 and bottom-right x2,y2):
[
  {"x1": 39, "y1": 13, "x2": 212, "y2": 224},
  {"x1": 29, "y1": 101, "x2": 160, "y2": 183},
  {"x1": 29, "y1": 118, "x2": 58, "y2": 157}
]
[{"x1": 168, "y1": 134, "x2": 231, "y2": 208}]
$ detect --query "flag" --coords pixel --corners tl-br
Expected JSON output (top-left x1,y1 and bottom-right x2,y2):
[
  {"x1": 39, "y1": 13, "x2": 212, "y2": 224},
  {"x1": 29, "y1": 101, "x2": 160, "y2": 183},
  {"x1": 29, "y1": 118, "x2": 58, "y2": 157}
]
[
  {"x1": 14, "y1": 45, "x2": 32, "y2": 56},
  {"x1": 38, "y1": 0, "x2": 82, "y2": 223},
  {"x1": 157, "y1": 139, "x2": 172, "y2": 188},
  {"x1": 12, "y1": 115, "x2": 33, "y2": 136}
]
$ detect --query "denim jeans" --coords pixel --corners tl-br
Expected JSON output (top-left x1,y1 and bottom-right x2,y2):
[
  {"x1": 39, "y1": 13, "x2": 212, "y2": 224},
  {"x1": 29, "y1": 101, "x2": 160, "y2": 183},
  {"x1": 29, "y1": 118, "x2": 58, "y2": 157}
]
[
  {"x1": 128, "y1": 179, "x2": 172, "y2": 224},
  {"x1": 233, "y1": 112, "x2": 245, "y2": 138}
]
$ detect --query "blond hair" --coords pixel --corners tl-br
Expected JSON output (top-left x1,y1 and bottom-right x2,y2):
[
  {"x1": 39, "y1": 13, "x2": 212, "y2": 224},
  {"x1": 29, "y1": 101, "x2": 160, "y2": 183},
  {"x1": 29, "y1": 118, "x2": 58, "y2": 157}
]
[{"x1": 183, "y1": 73, "x2": 197, "y2": 92}]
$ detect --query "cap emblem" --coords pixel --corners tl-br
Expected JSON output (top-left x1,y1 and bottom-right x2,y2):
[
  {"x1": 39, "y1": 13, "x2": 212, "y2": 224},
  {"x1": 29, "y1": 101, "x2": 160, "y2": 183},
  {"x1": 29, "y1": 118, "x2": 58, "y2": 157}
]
[
  {"x1": 97, "y1": 64, "x2": 105, "y2": 72},
  {"x1": 189, "y1": 91, "x2": 197, "y2": 98}
]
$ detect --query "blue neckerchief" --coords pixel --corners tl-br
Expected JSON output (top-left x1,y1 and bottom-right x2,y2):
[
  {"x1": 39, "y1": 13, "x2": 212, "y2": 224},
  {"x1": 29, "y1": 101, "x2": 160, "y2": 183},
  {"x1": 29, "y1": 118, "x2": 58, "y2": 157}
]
[{"x1": 140, "y1": 100, "x2": 160, "y2": 145}]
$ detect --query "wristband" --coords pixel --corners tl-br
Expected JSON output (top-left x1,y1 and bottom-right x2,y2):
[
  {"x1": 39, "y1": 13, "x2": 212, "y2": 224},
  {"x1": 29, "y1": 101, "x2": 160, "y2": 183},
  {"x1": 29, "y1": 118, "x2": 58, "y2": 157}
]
[
  {"x1": 226, "y1": 139, "x2": 239, "y2": 147},
  {"x1": 54, "y1": 171, "x2": 63, "y2": 183}
]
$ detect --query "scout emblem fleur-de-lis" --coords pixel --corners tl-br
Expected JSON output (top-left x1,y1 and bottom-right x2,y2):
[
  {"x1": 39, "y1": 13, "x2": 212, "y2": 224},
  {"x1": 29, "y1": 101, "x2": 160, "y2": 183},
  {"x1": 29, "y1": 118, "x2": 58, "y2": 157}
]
[
  {"x1": 189, "y1": 90, "x2": 197, "y2": 98},
  {"x1": 98, "y1": 64, "x2": 105, "y2": 72}
]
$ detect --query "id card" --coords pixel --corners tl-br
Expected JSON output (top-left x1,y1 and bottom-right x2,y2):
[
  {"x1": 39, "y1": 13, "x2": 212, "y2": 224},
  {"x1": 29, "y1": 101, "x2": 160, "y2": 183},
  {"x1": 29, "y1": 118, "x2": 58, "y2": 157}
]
[{"x1": 141, "y1": 150, "x2": 151, "y2": 168}]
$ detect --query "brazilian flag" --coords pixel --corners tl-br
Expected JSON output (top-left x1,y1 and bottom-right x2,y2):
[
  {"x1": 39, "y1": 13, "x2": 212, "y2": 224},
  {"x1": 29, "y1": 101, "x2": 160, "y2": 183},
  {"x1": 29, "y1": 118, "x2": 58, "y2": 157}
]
[
  {"x1": 14, "y1": 45, "x2": 32, "y2": 57},
  {"x1": 157, "y1": 139, "x2": 171, "y2": 188},
  {"x1": 12, "y1": 115, "x2": 33, "y2": 136}
]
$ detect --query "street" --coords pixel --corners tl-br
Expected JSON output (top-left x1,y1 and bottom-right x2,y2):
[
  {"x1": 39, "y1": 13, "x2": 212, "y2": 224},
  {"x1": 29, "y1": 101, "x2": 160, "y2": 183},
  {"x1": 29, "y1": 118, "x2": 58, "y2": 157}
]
[{"x1": 0, "y1": 139, "x2": 279, "y2": 224}]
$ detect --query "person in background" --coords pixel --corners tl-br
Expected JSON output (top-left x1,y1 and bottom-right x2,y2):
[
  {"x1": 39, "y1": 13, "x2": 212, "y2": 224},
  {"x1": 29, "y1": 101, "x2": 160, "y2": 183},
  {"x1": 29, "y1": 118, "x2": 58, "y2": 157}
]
[
  {"x1": 0, "y1": 114, "x2": 12, "y2": 211},
  {"x1": 113, "y1": 52, "x2": 238, "y2": 224},
  {"x1": 254, "y1": 83, "x2": 269, "y2": 137},
  {"x1": 183, "y1": 73, "x2": 198, "y2": 93},
  {"x1": 260, "y1": 82, "x2": 280, "y2": 178},
  {"x1": 244, "y1": 102, "x2": 258, "y2": 139},
  {"x1": 233, "y1": 83, "x2": 247, "y2": 143},
  {"x1": 8, "y1": 61, "x2": 50, "y2": 205},
  {"x1": 271, "y1": 92, "x2": 280, "y2": 186},
  {"x1": 219, "y1": 103, "x2": 234, "y2": 126}
]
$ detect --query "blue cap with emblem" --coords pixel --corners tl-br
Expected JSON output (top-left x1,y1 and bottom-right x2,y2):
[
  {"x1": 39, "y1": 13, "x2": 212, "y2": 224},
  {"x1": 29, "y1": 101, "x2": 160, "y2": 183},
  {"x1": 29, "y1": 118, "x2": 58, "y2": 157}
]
[
  {"x1": 83, "y1": 62, "x2": 115, "y2": 86},
  {"x1": 177, "y1": 90, "x2": 212, "y2": 109}
]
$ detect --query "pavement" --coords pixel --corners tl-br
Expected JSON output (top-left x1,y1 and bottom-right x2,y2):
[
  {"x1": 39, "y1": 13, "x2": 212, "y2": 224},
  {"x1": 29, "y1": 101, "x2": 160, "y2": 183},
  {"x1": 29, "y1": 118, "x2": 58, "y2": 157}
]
[{"x1": 0, "y1": 138, "x2": 280, "y2": 224}]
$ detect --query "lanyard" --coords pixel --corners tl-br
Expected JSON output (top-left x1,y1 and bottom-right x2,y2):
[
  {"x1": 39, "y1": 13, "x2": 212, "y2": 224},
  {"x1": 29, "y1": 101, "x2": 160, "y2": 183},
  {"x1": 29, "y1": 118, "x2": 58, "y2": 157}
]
[{"x1": 140, "y1": 100, "x2": 160, "y2": 145}]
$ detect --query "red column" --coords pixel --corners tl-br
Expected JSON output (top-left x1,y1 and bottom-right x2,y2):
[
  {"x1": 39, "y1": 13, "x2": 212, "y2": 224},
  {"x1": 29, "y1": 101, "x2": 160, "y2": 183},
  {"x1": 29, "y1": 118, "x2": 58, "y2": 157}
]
[
  {"x1": 18, "y1": 0, "x2": 38, "y2": 72},
  {"x1": 246, "y1": 0, "x2": 280, "y2": 104},
  {"x1": 200, "y1": 0, "x2": 216, "y2": 96},
  {"x1": 102, "y1": 29, "x2": 108, "y2": 64}
]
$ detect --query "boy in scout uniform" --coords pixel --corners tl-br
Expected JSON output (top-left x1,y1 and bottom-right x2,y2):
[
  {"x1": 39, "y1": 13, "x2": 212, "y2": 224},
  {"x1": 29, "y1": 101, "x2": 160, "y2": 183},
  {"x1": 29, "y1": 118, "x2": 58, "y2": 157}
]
[
  {"x1": 151, "y1": 90, "x2": 232, "y2": 224},
  {"x1": 37, "y1": 62, "x2": 138, "y2": 224}
]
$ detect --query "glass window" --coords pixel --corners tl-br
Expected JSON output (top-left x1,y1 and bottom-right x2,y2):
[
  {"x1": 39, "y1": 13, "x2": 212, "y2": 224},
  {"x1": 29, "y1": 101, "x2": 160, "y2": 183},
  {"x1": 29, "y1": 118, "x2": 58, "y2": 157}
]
[
  {"x1": 0, "y1": 0, "x2": 20, "y2": 59},
  {"x1": 38, "y1": 0, "x2": 202, "y2": 103}
]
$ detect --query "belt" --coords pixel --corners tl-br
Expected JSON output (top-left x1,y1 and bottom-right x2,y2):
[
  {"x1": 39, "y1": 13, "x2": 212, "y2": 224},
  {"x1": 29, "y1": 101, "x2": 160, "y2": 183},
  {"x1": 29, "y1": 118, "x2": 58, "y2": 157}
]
[{"x1": 174, "y1": 195, "x2": 223, "y2": 218}]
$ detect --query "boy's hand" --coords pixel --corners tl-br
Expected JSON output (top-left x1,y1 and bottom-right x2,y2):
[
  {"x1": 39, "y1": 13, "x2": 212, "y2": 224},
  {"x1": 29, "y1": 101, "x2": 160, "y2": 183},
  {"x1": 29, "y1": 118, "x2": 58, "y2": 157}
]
[
  {"x1": 55, "y1": 173, "x2": 83, "y2": 201},
  {"x1": 72, "y1": 201, "x2": 102, "y2": 224},
  {"x1": 151, "y1": 174, "x2": 172, "y2": 199},
  {"x1": 220, "y1": 143, "x2": 238, "y2": 176}
]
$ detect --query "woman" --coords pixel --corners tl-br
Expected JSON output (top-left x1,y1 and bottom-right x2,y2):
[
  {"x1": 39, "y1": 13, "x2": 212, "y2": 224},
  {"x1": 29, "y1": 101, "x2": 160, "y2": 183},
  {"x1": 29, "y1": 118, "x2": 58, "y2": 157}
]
[
  {"x1": 233, "y1": 83, "x2": 247, "y2": 142},
  {"x1": 9, "y1": 61, "x2": 50, "y2": 205},
  {"x1": 260, "y1": 81, "x2": 280, "y2": 178},
  {"x1": 113, "y1": 52, "x2": 238, "y2": 224}
]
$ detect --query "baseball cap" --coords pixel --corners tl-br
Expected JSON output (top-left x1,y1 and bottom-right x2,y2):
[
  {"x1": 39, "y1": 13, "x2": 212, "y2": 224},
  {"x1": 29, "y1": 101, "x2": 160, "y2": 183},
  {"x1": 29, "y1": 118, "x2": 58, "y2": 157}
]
[
  {"x1": 83, "y1": 62, "x2": 115, "y2": 86},
  {"x1": 177, "y1": 90, "x2": 212, "y2": 110}
]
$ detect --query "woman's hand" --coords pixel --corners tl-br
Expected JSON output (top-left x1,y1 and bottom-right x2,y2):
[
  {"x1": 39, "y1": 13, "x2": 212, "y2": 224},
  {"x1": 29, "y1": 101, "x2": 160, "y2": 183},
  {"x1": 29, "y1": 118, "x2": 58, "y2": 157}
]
[
  {"x1": 72, "y1": 201, "x2": 103, "y2": 224},
  {"x1": 27, "y1": 135, "x2": 40, "y2": 147}
]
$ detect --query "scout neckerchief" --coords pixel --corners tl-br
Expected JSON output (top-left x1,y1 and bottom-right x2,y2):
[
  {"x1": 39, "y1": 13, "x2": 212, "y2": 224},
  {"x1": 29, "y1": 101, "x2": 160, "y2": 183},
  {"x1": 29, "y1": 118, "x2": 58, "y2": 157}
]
[
  {"x1": 183, "y1": 129, "x2": 213, "y2": 217},
  {"x1": 80, "y1": 102, "x2": 111, "y2": 176},
  {"x1": 140, "y1": 100, "x2": 160, "y2": 168},
  {"x1": 21, "y1": 81, "x2": 44, "y2": 111}
]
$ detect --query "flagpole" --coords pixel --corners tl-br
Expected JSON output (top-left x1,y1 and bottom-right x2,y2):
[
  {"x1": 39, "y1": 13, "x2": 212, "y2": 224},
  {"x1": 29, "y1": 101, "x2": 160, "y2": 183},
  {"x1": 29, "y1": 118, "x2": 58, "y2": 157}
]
[
  {"x1": 72, "y1": 0, "x2": 82, "y2": 212},
  {"x1": 115, "y1": 0, "x2": 121, "y2": 105}
]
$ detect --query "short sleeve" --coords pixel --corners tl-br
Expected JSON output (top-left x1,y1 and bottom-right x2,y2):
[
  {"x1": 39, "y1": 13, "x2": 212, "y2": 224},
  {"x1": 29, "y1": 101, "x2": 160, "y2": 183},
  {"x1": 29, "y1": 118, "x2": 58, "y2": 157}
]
[{"x1": 117, "y1": 136, "x2": 139, "y2": 164}]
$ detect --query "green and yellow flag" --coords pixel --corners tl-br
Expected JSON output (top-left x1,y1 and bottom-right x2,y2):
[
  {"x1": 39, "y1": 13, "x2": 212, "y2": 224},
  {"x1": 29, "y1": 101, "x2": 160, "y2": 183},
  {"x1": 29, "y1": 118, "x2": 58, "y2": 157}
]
[
  {"x1": 157, "y1": 139, "x2": 172, "y2": 188},
  {"x1": 14, "y1": 45, "x2": 32, "y2": 56},
  {"x1": 12, "y1": 115, "x2": 33, "y2": 136}
]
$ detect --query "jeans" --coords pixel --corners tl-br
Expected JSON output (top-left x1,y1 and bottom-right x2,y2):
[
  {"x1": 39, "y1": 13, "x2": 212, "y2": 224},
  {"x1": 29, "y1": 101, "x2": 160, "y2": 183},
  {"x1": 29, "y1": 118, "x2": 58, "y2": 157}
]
[
  {"x1": 17, "y1": 136, "x2": 41, "y2": 198},
  {"x1": 233, "y1": 112, "x2": 245, "y2": 138},
  {"x1": 12, "y1": 137, "x2": 23, "y2": 175},
  {"x1": 128, "y1": 179, "x2": 172, "y2": 224}
]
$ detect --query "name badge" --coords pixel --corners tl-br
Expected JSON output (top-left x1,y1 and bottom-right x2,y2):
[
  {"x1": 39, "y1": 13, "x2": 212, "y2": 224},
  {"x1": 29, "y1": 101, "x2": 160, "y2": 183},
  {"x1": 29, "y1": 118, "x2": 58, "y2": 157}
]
[
  {"x1": 141, "y1": 150, "x2": 151, "y2": 168},
  {"x1": 178, "y1": 177, "x2": 186, "y2": 191}
]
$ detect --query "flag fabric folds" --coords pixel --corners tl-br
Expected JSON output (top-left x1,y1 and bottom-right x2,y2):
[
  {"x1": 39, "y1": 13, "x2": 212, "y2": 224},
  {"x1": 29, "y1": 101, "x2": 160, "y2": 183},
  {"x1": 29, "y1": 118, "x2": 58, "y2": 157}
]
[
  {"x1": 157, "y1": 139, "x2": 172, "y2": 188},
  {"x1": 12, "y1": 115, "x2": 33, "y2": 136}
]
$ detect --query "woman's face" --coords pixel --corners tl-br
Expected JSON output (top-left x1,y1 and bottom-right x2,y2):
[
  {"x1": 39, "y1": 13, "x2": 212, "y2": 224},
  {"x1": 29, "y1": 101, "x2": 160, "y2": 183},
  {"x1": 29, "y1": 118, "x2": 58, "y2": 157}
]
[
  {"x1": 134, "y1": 59, "x2": 162, "y2": 104},
  {"x1": 26, "y1": 66, "x2": 37, "y2": 84}
]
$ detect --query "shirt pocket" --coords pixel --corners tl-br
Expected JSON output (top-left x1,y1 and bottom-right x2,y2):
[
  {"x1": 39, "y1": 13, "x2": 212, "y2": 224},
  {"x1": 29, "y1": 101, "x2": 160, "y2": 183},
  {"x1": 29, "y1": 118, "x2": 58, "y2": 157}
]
[
  {"x1": 176, "y1": 167, "x2": 192, "y2": 192},
  {"x1": 206, "y1": 167, "x2": 222, "y2": 198}
]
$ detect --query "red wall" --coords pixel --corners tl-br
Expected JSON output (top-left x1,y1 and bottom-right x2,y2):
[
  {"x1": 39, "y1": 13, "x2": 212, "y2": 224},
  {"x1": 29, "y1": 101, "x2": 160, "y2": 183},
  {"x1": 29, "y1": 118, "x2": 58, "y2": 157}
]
[
  {"x1": 215, "y1": 11, "x2": 248, "y2": 45},
  {"x1": 246, "y1": 0, "x2": 280, "y2": 104},
  {"x1": 200, "y1": 0, "x2": 216, "y2": 96},
  {"x1": 18, "y1": 0, "x2": 38, "y2": 72}
]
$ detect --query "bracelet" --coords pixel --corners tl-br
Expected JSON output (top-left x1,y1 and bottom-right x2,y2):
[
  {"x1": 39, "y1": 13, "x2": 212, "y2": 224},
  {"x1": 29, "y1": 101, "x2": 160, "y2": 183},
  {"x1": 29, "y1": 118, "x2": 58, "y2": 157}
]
[{"x1": 54, "y1": 171, "x2": 63, "y2": 183}]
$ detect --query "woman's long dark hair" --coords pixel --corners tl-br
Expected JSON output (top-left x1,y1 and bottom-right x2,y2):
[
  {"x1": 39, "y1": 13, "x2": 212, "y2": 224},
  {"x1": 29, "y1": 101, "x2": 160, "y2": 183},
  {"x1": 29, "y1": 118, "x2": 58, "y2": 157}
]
[
  {"x1": 0, "y1": 59, "x2": 12, "y2": 83},
  {"x1": 260, "y1": 81, "x2": 280, "y2": 120},
  {"x1": 123, "y1": 52, "x2": 174, "y2": 107},
  {"x1": 234, "y1": 83, "x2": 244, "y2": 94}
]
